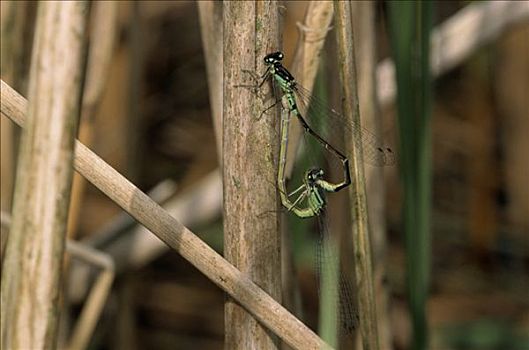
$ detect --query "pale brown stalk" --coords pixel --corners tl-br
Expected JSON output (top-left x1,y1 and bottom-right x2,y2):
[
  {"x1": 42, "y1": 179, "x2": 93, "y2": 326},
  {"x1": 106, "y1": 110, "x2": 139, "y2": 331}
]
[
  {"x1": 0, "y1": 2, "x2": 89, "y2": 348},
  {"x1": 223, "y1": 1, "x2": 284, "y2": 348},
  {"x1": 334, "y1": 1, "x2": 379, "y2": 349},
  {"x1": 68, "y1": 0, "x2": 118, "y2": 239},
  {"x1": 351, "y1": 1, "x2": 393, "y2": 349},
  {"x1": 198, "y1": 1, "x2": 224, "y2": 161}
]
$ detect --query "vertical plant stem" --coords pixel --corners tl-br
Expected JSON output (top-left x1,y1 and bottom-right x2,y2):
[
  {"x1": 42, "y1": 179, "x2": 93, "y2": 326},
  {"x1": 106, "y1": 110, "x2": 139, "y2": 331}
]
[
  {"x1": 351, "y1": 1, "x2": 393, "y2": 348},
  {"x1": 0, "y1": 2, "x2": 89, "y2": 349},
  {"x1": 68, "y1": 0, "x2": 118, "y2": 239},
  {"x1": 285, "y1": 1, "x2": 334, "y2": 179},
  {"x1": 126, "y1": 1, "x2": 143, "y2": 182},
  {"x1": 388, "y1": 2, "x2": 433, "y2": 350},
  {"x1": 223, "y1": 1, "x2": 282, "y2": 349},
  {"x1": 334, "y1": 1, "x2": 380, "y2": 349},
  {"x1": 66, "y1": 241, "x2": 115, "y2": 350},
  {"x1": 0, "y1": 0, "x2": 36, "y2": 214},
  {"x1": 198, "y1": 1, "x2": 224, "y2": 162}
]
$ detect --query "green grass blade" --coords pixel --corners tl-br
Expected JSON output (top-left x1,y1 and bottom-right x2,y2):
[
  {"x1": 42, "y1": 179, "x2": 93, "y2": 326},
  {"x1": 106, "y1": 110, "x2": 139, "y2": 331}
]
[{"x1": 388, "y1": 2, "x2": 433, "y2": 349}]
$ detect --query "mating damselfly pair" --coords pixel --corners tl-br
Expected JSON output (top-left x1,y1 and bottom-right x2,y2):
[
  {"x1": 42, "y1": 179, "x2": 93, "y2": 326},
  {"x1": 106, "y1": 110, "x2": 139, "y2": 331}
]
[
  {"x1": 262, "y1": 51, "x2": 394, "y2": 212},
  {"x1": 244, "y1": 51, "x2": 394, "y2": 335}
]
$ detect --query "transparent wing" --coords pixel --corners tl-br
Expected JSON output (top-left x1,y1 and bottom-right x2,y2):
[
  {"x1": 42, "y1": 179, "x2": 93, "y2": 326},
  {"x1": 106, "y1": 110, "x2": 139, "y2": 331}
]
[
  {"x1": 294, "y1": 83, "x2": 396, "y2": 167},
  {"x1": 316, "y1": 210, "x2": 359, "y2": 335}
]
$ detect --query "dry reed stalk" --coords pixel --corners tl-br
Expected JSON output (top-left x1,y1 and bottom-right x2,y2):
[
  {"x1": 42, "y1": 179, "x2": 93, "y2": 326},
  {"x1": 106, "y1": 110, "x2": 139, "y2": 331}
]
[
  {"x1": 351, "y1": 1, "x2": 393, "y2": 349},
  {"x1": 198, "y1": 1, "x2": 223, "y2": 161},
  {"x1": 0, "y1": 2, "x2": 89, "y2": 348},
  {"x1": 125, "y1": 1, "x2": 143, "y2": 182},
  {"x1": 334, "y1": 1, "x2": 379, "y2": 349},
  {"x1": 0, "y1": 1, "x2": 36, "y2": 214},
  {"x1": 68, "y1": 0, "x2": 118, "y2": 239},
  {"x1": 66, "y1": 240, "x2": 114, "y2": 350},
  {"x1": 223, "y1": 1, "x2": 284, "y2": 348},
  {"x1": 285, "y1": 1, "x2": 334, "y2": 179}
]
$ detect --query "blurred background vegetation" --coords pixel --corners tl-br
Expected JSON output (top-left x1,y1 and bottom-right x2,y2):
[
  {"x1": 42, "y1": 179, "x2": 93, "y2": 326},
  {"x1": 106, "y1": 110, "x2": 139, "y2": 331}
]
[{"x1": 1, "y1": 1, "x2": 528, "y2": 349}]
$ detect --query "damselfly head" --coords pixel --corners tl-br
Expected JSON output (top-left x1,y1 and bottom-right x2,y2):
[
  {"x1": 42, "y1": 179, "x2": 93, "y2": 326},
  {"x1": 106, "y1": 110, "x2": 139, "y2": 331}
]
[
  {"x1": 306, "y1": 168, "x2": 324, "y2": 184},
  {"x1": 264, "y1": 51, "x2": 284, "y2": 65}
]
